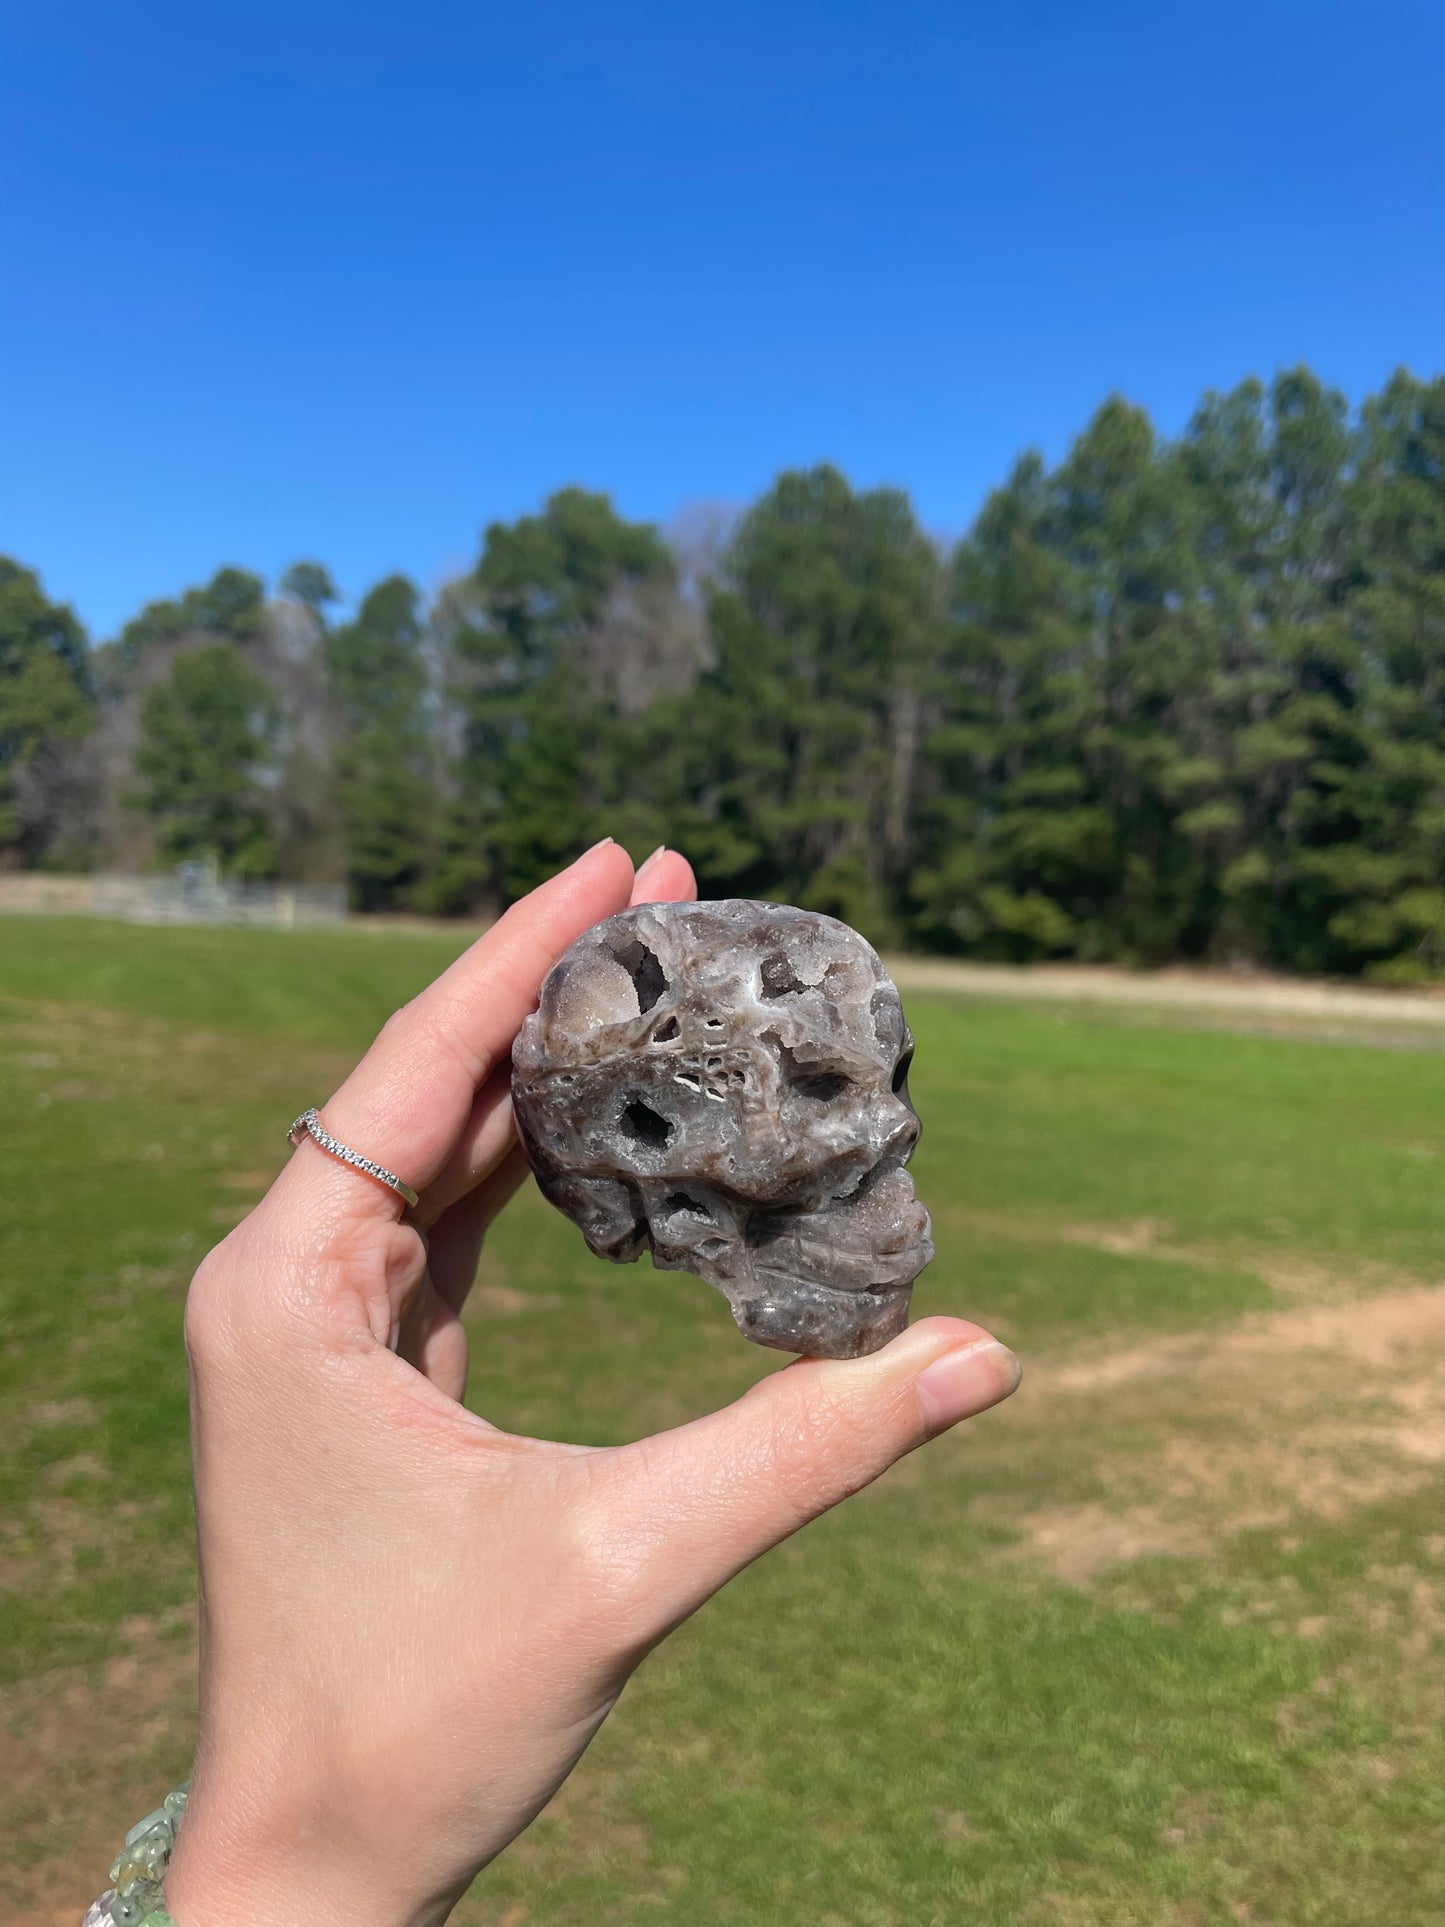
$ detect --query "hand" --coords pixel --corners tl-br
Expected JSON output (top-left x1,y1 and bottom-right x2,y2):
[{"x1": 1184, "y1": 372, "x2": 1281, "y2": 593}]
[{"x1": 163, "y1": 842, "x2": 1021, "y2": 1927}]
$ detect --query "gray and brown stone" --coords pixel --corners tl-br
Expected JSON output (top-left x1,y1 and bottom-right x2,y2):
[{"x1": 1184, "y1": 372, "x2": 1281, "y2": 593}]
[{"x1": 511, "y1": 899, "x2": 932, "y2": 1358}]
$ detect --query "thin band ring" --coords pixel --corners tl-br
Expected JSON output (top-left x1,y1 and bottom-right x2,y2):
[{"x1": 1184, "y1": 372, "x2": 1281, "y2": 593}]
[{"x1": 286, "y1": 1107, "x2": 421, "y2": 1209}]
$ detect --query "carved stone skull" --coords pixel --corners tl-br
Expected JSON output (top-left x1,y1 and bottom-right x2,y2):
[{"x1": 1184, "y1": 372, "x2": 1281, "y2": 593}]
[{"x1": 511, "y1": 899, "x2": 933, "y2": 1357}]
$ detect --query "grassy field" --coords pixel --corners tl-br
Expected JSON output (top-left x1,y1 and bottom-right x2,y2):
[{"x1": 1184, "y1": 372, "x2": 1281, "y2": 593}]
[{"x1": 4, "y1": 915, "x2": 1445, "y2": 1925}]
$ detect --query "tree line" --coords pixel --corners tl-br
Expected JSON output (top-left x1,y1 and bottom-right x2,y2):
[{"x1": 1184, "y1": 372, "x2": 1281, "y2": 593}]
[{"x1": 3, "y1": 364, "x2": 1444, "y2": 979}]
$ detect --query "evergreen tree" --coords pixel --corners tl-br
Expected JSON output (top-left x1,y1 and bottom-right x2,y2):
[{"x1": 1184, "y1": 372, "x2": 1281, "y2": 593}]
[
  {"x1": 324, "y1": 575, "x2": 436, "y2": 911},
  {"x1": 0, "y1": 559, "x2": 94, "y2": 864},
  {"x1": 115, "y1": 567, "x2": 266, "y2": 666},
  {"x1": 915, "y1": 455, "x2": 1107, "y2": 956},
  {"x1": 132, "y1": 645, "x2": 280, "y2": 874},
  {"x1": 1338, "y1": 372, "x2": 1445, "y2": 976},
  {"x1": 279, "y1": 561, "x2": 339, "y2": 627},
  {"x1": 439, "y1": 488, "x2": 677, "y2": 906},
  {"x1": 677, "y1": 466, "x2": 943, "y2": 942},
  {"x1": 10, "y1": 362, "x2": 1445, "y2": 981}
]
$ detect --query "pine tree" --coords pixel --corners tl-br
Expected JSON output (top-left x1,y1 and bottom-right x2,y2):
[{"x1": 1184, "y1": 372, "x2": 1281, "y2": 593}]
[
  {"x1": 0, "y1": 559, "x2": 94, "y2": 865},
  {"x1": 324, "y1": 576, "x2": 437, "y2": 911},
  {"x1": 131, "y1": 645, "x2": 280, "y2": 874},
  {"x1": 679, "y1": 466, "x2": 943, "y2": 943}
]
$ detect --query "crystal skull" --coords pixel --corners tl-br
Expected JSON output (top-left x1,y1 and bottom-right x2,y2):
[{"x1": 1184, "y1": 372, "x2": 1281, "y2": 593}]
[{"x1": 511, "y1": 899, "x2": 933, "y2": 1357}]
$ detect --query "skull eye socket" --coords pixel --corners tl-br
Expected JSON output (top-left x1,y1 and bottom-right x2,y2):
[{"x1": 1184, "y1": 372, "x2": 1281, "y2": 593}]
[
  {"x1": 891, "y1": 1047, "x2": 914, "y2": 1095},
  {"x1": 767, "y1": 1030, "x2": 852, "y2": 1102},
  {"x1": 759, "y1": 953, "x2": 807, "y2": 998},
  {"x1": 791, "y1": 1070, "x2": 851, "y2": 1102},
  {"x1": 606, "y1": 935, "x2": 669, "y2": 1014}
]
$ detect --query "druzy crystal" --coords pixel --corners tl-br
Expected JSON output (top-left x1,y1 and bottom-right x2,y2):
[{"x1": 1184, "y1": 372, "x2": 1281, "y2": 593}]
[{"x1": 511, "y1": 899, "x2": 933, "y2": 1358}]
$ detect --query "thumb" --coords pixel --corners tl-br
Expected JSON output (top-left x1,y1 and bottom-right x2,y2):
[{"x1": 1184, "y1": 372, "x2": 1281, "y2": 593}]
[{"x1": 602, "y1": 1317, "x2": 1021, "y2": 1640}]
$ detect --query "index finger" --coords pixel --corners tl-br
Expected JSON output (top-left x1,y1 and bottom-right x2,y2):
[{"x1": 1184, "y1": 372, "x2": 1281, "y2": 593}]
[{"x1": 272, "y1": 839, "x2": 637, "y2": 1224}]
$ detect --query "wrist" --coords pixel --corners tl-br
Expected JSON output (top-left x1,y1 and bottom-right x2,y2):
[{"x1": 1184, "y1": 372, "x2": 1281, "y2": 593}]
[{"x1": 163, "y1": 1780, "x2": 437, "y2": 1927}]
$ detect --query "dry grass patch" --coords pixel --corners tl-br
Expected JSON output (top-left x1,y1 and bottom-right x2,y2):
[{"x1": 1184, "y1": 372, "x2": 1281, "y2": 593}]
[
  {"x1": 0, "y1": 1612, "x2": 197, "y2": 1927},
  {"x1": 1010, "y1": 1273, "x2": 1445, "y2": 1583}
]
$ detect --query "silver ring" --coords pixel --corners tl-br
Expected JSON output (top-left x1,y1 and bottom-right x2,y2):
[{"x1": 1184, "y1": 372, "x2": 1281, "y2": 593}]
[{"x1": 287, "y1": 1107, "x2": 421, "y2": 1209}]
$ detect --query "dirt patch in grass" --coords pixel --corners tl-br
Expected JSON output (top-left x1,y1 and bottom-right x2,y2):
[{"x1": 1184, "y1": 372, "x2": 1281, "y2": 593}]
[
  {"x1": 1055, "y1": 1217, "x2": 1425, "y2": 1306},
  {"x1": 1022, "y1": 1500, "x2": 1213, "y2": 1581},
  {"x1": 1050, "y1": 1271, "x2": 1445, "y2": 1394},
  {"x1": 0, "y1": 1611, "x2": 196, "y2": 1927},
  {"x1": 24, "y1": 1398, "x2": 99, "y2": 1428},
  {"x1": 1058, "y1": 1217, "x2": 1175, "y2": 1258},
  {"x1": 1015, "y1": 1274, "x2": 1445, "y2": 1583},
  {"x1": 471, "y1": 1284, "x2": 564, "y2": 1315}
]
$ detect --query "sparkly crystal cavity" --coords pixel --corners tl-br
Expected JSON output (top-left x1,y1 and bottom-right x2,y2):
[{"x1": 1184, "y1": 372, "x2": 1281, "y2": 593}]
[{"x1": 512, "y1": 899, "x2": 933, "y2": 1358}]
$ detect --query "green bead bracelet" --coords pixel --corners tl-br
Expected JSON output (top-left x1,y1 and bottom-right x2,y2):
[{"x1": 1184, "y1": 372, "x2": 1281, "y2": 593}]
[{"x1": 83, "y1": 1779, "x2": 188, "y2": 1927}]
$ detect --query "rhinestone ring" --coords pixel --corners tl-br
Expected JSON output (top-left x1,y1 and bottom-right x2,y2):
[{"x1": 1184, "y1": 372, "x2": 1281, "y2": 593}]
[{"x1": 286, "y1": 1107, "x2": 421, "y2": 1209}]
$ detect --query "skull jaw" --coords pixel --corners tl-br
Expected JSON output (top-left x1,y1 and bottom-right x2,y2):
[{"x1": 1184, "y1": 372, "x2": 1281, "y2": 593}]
[
  {"x1": 644, "y1": 1238, "x2": 918, "y2": 1358},
  {"x1": 724, "y1": 1272, "x2": 914, "y2": 1359},
  {"x1": 526, "y1": 1149, "x2": 934, "y2": 1359},
  {"x1": 642, "y1": 1182, "x2": 933, "y2": 1359}
]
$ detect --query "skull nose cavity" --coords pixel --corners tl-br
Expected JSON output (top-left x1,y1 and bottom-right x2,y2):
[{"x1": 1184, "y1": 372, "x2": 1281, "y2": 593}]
[
  {"x1": 663, "y1": 1189, "x2": 713, "y2": 1220},
  {"x1": 661, "y1": 1192, "x2": 728, "y2": 1262},
  {"x1": 747, "y1": 1208, "x2": 790, "y2": 1247},
  {"x1": 620, "y1": 1097, "x2": 673, "y2": 1147}
]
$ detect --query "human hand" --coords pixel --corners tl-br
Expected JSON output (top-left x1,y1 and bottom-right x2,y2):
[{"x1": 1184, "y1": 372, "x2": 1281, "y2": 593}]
[{"x1": 163, "y1": 842, "x2": 1021, "y2": 1927}]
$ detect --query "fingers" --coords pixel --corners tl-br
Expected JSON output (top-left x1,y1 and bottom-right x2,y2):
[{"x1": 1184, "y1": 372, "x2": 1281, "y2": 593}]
[
  {"x1": 597, "y1": 1318, "x2": 1021, "y2": 1638},
  {"x1": 428, "y1": 1142, "x2": 532, "y2": 1314},
  {"x1": 418, "y1": 845, "x2": 699, "y2": 1223},
  {"x1": 631, "y1": 845, "x2": 697, "y2": 906},
  {"x1": 397, "y1": 1269, "x2": 471, "y2": 1402},
  {"x1": 406, "y1": 845, "x2": 701, "y2": 1350},
  {"x1": 390, "y1": 1145, "x2": 533, "y2": 1401},
  {"x1": 268, "y1": 840, "x2": 636, "y2": 1227}
]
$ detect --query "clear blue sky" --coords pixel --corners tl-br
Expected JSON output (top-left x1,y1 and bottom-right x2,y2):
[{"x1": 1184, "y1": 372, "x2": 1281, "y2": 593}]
[{"x1": 2, "y1": 0, "x2": 1441, "y2": 640}]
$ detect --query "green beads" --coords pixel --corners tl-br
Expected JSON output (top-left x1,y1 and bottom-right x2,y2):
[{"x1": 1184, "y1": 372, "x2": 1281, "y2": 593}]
[
  {"x1": 110, "y1": 1834, "x2": 170, "y2": 1885},
  {"x1": 124, "y1": 1807, "x2": 173, "y2": 1849},
  {"x1": 92, "y1": 1777, "x2": 188, "y2": 1927},
  {"x1": 109, "y1": 1891, "x2": 164, "y2": 1927}
]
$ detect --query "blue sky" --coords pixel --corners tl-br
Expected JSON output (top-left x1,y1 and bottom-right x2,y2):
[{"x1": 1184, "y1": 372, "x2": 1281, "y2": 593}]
[{"x1": 2, "y1": 0, "x2": 1441, "y2": 640}]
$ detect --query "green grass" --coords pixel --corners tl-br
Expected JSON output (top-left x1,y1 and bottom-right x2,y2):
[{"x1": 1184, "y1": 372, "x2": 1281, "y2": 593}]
[{"x1": 3, "y1": 913, "x2": 1444, "y2": 1924}]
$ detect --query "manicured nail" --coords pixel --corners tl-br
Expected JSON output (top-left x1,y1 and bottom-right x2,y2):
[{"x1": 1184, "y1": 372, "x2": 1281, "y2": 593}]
[
  {"x1": 579, "y1": 836, "x2": 616, "y2": 858},
  {"x1": 915, "y1": 1339, "x2": 1021, "y2": 1435},
  {"x1": 634, "y1": 843, "x2": 668, "y2": 882}
]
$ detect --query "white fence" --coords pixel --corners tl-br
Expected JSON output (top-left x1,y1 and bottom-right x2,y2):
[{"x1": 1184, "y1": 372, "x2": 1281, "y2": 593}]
[{"x1": 0, "y1": 864, "x2": 346, "y2": 928}]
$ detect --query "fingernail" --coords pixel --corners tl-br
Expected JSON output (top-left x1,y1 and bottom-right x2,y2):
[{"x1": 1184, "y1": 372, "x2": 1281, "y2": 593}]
[
  {"x1": 578, "y1": 837, "x2": 616, "y2": 859},
  {"x1": 634, "y1": 843, "x2": 667, "y2": 883},
  {"x1": 915, "y1": 1340, "x2": 1022, "y2": 1436}
]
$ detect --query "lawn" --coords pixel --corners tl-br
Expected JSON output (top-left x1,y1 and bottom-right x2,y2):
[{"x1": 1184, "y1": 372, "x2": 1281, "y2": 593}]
[{"x1": 3, "y1": 916, "x2": 1445, "y2": 1925}]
